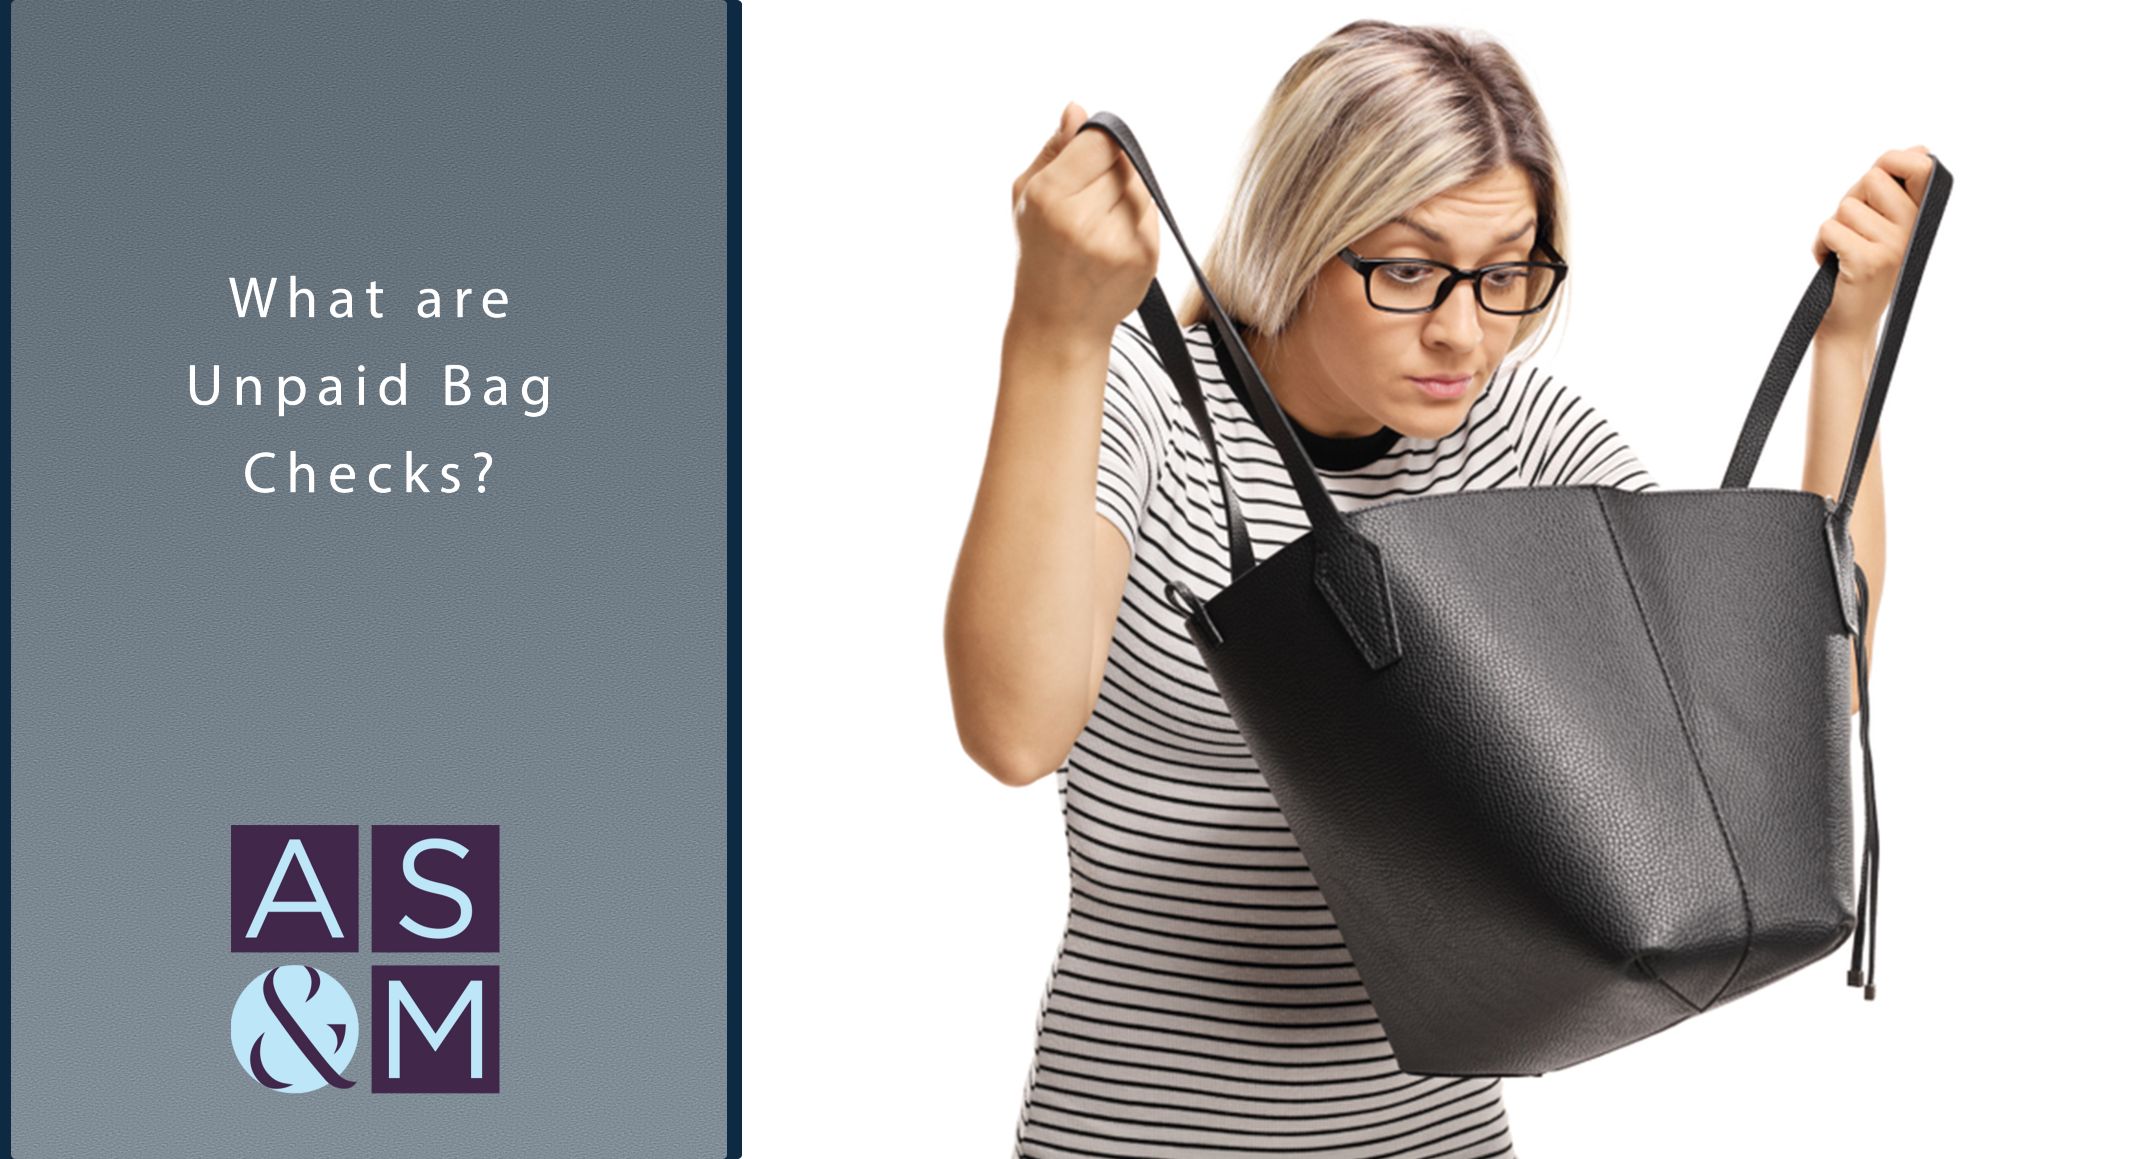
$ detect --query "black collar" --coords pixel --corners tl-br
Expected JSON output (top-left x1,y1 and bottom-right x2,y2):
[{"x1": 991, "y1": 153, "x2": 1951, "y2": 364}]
[{"x1": 1204, "y1": 319, "x2": 1404, "y2": 471}]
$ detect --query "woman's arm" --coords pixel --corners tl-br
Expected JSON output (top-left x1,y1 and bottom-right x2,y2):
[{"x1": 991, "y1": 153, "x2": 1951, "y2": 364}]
[
  {"x1": 944, "y1": 102, "x2": 1161, "y2": 786},
  {"x1": 946, "y1": 320, "x2": 1132, "y2": 785},
  {"x1": 1804, "y1": 331, "x2": 1884, "y2": 716},
  {"x1": 1805, "y1": 144, "x2": 1931, "y2": 716}
]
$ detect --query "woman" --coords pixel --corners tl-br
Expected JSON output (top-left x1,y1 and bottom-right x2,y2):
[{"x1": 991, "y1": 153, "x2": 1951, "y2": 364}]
[{"x1": 945, "y1": 20, "x2": 1925, "y2": 1157}]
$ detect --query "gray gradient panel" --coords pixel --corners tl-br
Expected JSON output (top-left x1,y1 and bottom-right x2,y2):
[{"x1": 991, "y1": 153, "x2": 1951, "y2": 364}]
[{"x1": 11, "y1": 3, "x2": 729, "y2": 1155}]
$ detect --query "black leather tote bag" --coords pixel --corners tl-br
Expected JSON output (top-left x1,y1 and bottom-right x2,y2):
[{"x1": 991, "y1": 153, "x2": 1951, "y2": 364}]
[{"x1": 1080, "y1": 112, "x2": 1950, "y2": 1077}]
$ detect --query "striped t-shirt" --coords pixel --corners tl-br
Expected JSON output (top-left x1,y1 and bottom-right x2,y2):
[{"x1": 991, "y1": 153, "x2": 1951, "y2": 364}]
[{"x1": 1010, "y1": 314, "x2": 1659, "y2": 1159}]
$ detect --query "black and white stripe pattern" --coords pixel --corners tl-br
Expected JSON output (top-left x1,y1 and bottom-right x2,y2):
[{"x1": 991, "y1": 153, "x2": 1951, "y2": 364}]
[{"x1": 1012, "y1": 316, "x2": 1657, "y2": 1159}]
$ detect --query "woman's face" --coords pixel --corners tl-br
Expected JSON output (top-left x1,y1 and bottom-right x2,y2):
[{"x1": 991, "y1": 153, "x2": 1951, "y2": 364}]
[{"x1": 1250, "y1": 164, "x2": 1541, "y2": 441}]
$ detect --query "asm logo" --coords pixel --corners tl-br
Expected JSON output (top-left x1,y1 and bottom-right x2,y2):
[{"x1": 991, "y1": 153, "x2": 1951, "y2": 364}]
[{"x1": 228, "y1": 824, "x2": 502, "y2": 1093}]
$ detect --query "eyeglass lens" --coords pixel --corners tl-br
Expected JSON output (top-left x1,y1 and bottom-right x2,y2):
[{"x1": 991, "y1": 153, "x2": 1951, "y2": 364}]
[{"x1": 1368, "y1": 262, "x2": 1560, "y2": 314}]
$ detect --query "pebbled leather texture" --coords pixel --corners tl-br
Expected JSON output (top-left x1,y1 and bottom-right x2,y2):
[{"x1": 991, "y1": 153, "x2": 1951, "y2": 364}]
[
  {"x1": 1192, "y1": 486, "x2": 1857, "y2": 1075},
  {"x1": 1311, "y1": 526, "x2": 1403, "y2": 670},
  {"x1": 1081, "y1": 111, "x2": 1950, "y2": 1076}
]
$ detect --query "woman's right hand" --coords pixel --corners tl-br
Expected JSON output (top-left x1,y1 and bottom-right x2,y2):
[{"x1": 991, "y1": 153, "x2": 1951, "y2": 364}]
[{"x1": 1008, "y1": 102, "x2": 1161, "y2": 344}]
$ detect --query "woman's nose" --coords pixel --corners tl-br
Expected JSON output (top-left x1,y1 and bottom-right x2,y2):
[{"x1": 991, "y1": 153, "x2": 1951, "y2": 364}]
[{"x1": 1420, "y1": 282, "x2": 1483, "y2": 349}]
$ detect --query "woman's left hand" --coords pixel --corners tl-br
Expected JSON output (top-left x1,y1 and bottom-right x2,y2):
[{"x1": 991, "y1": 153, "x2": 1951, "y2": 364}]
[{"x1": 1811, "y1": 146, "x2": 1935, "y2": 342}]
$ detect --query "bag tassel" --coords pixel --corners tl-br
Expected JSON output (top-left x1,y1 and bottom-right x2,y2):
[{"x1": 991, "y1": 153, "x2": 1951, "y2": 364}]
[{"x1": 1845, "y1": 563, "x2": 1880, "y2": 1000}]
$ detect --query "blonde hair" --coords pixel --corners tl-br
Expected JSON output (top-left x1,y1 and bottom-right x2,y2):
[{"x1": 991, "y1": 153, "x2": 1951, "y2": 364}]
[{"x1": 1179, "y1": 21, "x2": 1570, "y2": 365}]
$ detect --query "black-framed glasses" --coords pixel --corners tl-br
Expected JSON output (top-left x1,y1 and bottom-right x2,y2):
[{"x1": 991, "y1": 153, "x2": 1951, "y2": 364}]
[{"x1": 1337, "y1": 238, "x2": 1568, "y2": 316}]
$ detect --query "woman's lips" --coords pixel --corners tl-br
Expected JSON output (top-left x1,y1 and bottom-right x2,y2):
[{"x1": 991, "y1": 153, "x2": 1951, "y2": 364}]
[{"x1": 1410, "y1": 374, "x2": 1472, "y2": 399}]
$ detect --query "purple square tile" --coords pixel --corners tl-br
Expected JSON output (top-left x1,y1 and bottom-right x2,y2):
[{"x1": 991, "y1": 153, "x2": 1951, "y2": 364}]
[
  {"x1": 371, "y1": 824, "x2": 500, "y2": 953},
  {"x1": 230, "y1": 825, "x2": 359, "y2": 953},
  {"x1": 371, "y1": 964, "x2": 501, "y2": 1093}
]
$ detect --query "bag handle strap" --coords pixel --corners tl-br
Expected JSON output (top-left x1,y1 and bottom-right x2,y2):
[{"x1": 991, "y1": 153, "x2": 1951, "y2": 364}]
[
  {"x1": 1720, "y1": 154, "x2": 1952, "y2": 532},
  {"x1": 1081, "y1": 112, "x2": 1406, "y2": 669},
  {"x1": 1136, "y1": 281, "x2": 1257, "y2": 579},
  {"x1": 1079, "y1": 115, "x2": 1338, "y2": 564},
  {"x1": 1084, "y1": 110, "x2": 1949, "y2": 674}
]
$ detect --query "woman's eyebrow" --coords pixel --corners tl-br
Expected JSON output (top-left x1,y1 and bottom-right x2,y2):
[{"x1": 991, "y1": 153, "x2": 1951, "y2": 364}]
[{"x1": 1388, "y1": 216, "x2": 1537, "y2": 248}]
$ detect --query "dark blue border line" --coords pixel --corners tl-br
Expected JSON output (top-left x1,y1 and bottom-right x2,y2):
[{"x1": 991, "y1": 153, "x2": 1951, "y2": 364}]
[
  {"x1": 8, "y1": 0, "x2": 18, "y2": 1150},
  {"x1": 1, "y1": 2, "x2": 743, "y2": 1152},
  {"x1": 727, "y1": 1, "x2": 743, "y2": 1154}
]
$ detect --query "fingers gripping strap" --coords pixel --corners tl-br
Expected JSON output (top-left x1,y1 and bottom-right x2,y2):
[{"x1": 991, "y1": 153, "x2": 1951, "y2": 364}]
[{"x1": 1720, "y1": 155, "x2": 1953, "y2": 514}]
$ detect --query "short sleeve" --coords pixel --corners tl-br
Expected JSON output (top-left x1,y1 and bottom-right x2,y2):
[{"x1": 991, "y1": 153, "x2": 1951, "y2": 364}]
[
  {"x1": 1522, "y1": 374, "x2": 1660, "y2": 492},
  {"x1": 1093, "y1": 319, "x2": 1169, "y2": 552}
]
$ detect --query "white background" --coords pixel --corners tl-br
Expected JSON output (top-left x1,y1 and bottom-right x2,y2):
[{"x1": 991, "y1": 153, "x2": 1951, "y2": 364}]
[{"x1": 744, "y1": 2, "x2": 2146, "y2": 1155}]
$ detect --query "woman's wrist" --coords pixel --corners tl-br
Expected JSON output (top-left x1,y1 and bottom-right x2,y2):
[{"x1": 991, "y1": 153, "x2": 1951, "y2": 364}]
[
  {"x1": 1812, "y1": 317, "x2": 1878, "y2": 358},
  {"x1": 1004, "y1": 299, "x2": 1115, "y2": 371}
]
